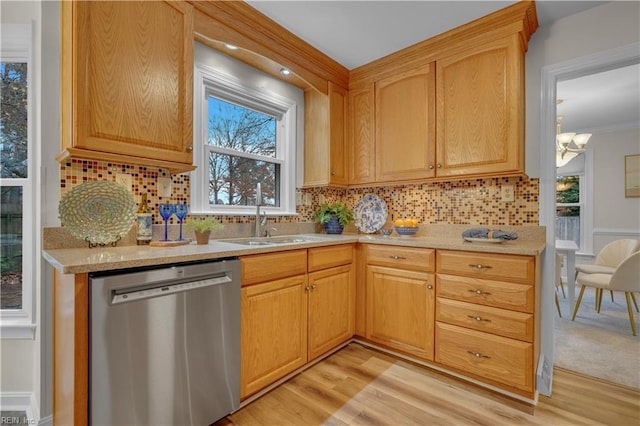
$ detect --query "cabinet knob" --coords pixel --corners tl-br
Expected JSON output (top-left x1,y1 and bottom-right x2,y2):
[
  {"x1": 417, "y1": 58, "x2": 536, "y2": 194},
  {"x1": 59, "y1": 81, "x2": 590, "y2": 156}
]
[
  {"x1": 305, "y1": 286, "x2": 310, "y2": 292},
  {"x1": 468, "y1": 289, "x2": 492, "y2": 296},
  {"x1": 186, "y1": 145, "x2": 193, "y2": 152},
  {"x1": 467, "y1": 315, "x2": 491, "y2": 322},
  {"x1": 436, "y1": 163, "x2": 442, "y2": 168},
  {"x1": 427, "y1": 284, "x2": 433, "y2": 290},
  {"x1": 311, "y1": 284, "x2": 316, "y2": 290},
  {"x1": 467, "y1": 350, "x2": 490, "y2": 359},
  {"x1": 389, "y1": 255, "x2": 407, "y2": 260},
  {"x1": 469, "y1": 263, "x2": 492, "y2": 270},
  {"x1": 428, "y1": 164, "x2": 434, "y2": 170},
  {"x1": 331, "y1": 169, "x2": 336, "y2": 176}
]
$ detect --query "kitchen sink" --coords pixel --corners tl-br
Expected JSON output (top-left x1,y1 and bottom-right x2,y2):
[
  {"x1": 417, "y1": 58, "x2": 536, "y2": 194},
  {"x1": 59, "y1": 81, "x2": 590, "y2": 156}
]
[{"x1": 219, "y1": 235, "x2": 326, "y2": 246}]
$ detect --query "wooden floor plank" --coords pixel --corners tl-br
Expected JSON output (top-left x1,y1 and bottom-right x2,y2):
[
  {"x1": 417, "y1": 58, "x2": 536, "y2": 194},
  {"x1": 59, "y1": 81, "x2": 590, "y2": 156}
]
[{"x1": 220, "y1": 343, "x2": 640, "y2": 426}]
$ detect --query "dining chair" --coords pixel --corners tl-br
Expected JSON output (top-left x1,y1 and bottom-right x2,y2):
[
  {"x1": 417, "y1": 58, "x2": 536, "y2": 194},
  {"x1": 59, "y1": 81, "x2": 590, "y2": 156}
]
[
  {"x1": 574, "y1": 239, "x2": 640, "y2": 308},
  {"x1": 572, "y1": 252, "x2": 640, "y2": 336},
  {"x1": 555, "y1": 252, "x2": 564, "y2": 317}
]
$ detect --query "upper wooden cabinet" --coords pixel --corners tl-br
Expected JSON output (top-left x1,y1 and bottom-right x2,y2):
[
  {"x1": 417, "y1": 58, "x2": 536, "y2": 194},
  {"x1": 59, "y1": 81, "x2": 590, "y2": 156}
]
[
  {"x1": 436, "y1": 35, "x2": 523, "y2": 178},
  {"x1": 375, "y1": 62, "x2": 436, "y2": 182},
  {"x1": 59, "y1": 1, "x2": 195, "y2": 174},
  {"x1": 348, "y1": 85, "x2": 375, "y2": 185},
  {"x1": 304, "y1": 82, "x2": 348, "y2": 187},
  {"x1": 347, "y1": 0, "x2": 537, "y2": 186}
]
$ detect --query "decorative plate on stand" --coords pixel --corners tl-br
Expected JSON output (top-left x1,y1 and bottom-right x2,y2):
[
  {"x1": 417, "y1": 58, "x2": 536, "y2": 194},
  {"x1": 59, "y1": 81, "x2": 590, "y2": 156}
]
[
  {"x1": 354, "y1": 194, "x2": 388, "y2": 233},
  {"x1": 59, "y1": 180, "x2": 137, "y2": 247}
]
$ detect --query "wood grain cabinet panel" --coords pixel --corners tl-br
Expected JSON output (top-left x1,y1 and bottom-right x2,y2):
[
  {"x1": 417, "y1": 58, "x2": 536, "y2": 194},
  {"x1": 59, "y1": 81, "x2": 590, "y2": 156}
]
[
  {"x1": 366, "y1": 265, "x2": 435, "y2": 361},
  {"x1": 436, "y1": 35, "x2": 524, "y2": 178},
  {"x1": 241, "y1": 275, "x2": 308, "y2": 398},
  {"x1": 435, "y1": 322, "x2": 533, "y2": 393},
  {"x1": 240, "y1": 250, "x2": 307, "y2": 286},
  {"x1": 367, "y1": 244, "x2": 435, "y2": 272},
  {"x1": 60, "y1": 0, "x2": 195, "y2": 173},
  {"x1": 308, "y1": 264, "x2": 354, "y2": 360},
  {"x1": 375, "y1": 62, "x2": 436, "y2": 182},
  {"x1": 436, "y1": 298, "x2": 534, "y2": 342},
  {"x1": 304, "y1": 82, "x2": 348, "y2": 187},
  {"x1": 348, "y1": 84, "x2": 376, "y2": 185},
  {"x1": 437, "y1": 250, "x2": 535, "y2": 285}
]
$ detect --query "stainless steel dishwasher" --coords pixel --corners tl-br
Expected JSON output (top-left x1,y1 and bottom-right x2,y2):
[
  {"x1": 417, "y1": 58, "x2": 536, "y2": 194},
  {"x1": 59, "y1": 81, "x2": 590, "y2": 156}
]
[{"x1": 89, "y1": 258, "x2": 240, "y2": 426}]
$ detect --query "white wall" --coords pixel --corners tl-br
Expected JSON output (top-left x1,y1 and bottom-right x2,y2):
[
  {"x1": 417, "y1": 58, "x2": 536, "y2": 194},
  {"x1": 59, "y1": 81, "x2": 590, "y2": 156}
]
[
  {"x1": 592, "y1": 128, "x2": 640, "y2": 253},
  {"x1": 1, "y1": 1, "x2": 58, "y2": 423},
  {"x1": 525, "y1": 1, "x2": 640, "y2": 178},
  {"x1": 525, "y1": 0, "x2": 640, "y2": 395}
]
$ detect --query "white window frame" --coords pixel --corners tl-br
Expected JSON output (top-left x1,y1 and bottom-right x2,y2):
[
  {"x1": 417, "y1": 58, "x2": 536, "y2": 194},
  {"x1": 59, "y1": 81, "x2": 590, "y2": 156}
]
[
  {"x1": 191, "y1": 64, "x2": 297, "y2": 216},
  {"x1": 1, "y1": 23, "x2": 36, "y2": 339}
]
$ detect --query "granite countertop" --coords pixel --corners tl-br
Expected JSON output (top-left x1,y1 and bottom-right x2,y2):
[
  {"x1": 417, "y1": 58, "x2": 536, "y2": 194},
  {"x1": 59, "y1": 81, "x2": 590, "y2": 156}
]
[{"x1": 43, "y1": 225, "x2": 546, "y2": 275}]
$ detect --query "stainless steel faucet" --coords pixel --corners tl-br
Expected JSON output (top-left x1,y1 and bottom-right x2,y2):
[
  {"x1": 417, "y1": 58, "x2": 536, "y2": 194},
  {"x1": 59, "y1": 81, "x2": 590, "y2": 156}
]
[{"x1": 254, "y1": 183, "x2": 268, "y2": 237}]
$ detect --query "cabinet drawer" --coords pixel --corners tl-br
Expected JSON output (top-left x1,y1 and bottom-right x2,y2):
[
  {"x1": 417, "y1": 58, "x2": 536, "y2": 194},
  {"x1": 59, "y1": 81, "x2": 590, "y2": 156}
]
[
  {"x1": 308, "y1": 244, "x2": 353, "y2": 272},
  {"x1": 367, "y1": 244, "x2": 435, "y2": 272},
  {"x1": 437, "y1": 251, "x2": 534, "y2": 285},
  {"x1": 435, "y1": 322, "x2": 533, "y2": 392},
  {"x1": 240, "y1": 250, "x2": 307, "y2": 286},
  {"x1": 437, "y1": 274, "x2": 533, "y2": 313},
  {"x1": 436, "y1": 298, "x2": 533, "y2": 342}
]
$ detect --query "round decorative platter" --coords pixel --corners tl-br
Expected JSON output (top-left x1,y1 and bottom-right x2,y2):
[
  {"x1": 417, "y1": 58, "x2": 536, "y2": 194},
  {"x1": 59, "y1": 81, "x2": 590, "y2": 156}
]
[
  {"x1": 59, "y1": 180, "x2": 137, "y2": 247},
  {"x1": 354, "y1": 194, "x2": 388, "y2": 234}
]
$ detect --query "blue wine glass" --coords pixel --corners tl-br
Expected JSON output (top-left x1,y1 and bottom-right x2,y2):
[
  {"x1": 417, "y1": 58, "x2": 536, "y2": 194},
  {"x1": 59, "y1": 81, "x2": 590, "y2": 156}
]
[
  {"x1": 175, "y1": 203, "x2": 189, "y2": 241},
  {"x1": 158, "y1": 204, "x2": 176, "y2": 241}
]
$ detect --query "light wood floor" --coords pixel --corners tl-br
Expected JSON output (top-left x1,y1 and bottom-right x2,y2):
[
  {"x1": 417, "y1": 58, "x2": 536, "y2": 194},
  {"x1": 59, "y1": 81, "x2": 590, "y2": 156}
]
[{"x1": 218, "y1": 343, "x2": 640, "y2": 426}]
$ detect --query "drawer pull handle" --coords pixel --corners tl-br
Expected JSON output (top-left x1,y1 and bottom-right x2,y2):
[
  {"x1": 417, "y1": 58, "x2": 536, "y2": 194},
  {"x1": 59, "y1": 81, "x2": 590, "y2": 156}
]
[
  {"x1": 467, "y1": 315, "x2": 491, "y2": 322},
  {"x1": 467, "y1": 351, "x2": 490, "y2": 359},
  {"x1": 389, "y1": 255, "x2": 407, "y2": 260},
  {"x1": 469, "y1": 263, "x2": 493, "y2": 270},
  {"x1": 427, "y1": 284, "x2": 433, "y2": 290},
  {"x1": 469, "y1": 289, "x2": 492, "y2": 296}
]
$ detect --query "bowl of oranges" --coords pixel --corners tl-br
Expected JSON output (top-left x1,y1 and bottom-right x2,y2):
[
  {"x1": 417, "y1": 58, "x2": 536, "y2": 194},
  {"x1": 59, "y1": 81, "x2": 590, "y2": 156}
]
[{"x1": 394, "y1": 218, "x2": 419, "y2": 236}]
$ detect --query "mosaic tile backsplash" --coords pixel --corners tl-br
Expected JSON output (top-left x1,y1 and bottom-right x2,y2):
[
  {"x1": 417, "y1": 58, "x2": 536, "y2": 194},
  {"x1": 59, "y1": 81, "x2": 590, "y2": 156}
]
[{"x1": 60, "y1": 159, "x2": 539, "y2": 227}]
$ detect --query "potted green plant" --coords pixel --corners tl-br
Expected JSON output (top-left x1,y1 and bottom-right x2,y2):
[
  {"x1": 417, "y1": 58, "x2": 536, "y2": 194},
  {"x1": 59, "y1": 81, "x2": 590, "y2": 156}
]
[
  {"x1": 185, "y1": 216, "x2": 224, "y2": 244},
  {"x1": 313, "y1": 202, "x2": 353, "y2": 234}
]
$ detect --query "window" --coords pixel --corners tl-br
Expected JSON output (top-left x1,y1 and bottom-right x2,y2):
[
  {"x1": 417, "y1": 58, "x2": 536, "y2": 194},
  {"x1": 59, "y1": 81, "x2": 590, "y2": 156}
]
[
  {"x1": 556, "y1": 174, "x2": 583, "y2": 248},
  {"x1": 191, "y1": 63, "x2": 297, "y2": 215},
  {"x1": 1, "y1": 24, "x2": 35, "y2": 338}
]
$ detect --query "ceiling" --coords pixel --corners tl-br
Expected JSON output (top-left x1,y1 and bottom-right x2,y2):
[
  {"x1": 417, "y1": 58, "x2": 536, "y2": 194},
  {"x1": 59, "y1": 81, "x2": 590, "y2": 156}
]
[{"x1": 246, "y1": 0, "x2": 639, "y2": 134}]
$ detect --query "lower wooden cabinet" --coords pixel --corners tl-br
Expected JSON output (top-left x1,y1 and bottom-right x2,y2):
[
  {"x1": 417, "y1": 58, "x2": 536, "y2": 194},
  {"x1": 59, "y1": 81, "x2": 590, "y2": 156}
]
[
  {"x1": 240, "y1": 274, "x2": 308, "y2": 398},
  {"x1": 240, "y1": 245, "x2": 354, "y2": 399},
  {"x1": 435, "y1": 249, "x2": 538, "y2": 397},
  {"x1": 365, "y1": 245, "x2": 436, "y2": 361}
]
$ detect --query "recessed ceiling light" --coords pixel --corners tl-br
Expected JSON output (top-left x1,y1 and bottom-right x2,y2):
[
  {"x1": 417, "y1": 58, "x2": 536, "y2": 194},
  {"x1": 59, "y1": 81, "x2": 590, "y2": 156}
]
[
  {"x1": 225, "y1": 44, "x2": 238, "y2": 50},
  {"x1": 280, "y1": 68, "x2": 291, "y2": 76}
]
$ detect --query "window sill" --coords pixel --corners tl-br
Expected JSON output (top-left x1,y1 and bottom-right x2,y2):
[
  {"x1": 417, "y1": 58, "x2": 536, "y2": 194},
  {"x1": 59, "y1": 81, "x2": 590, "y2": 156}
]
[
  {"x1": 0, "y1": 323, "x2": 36, "y2": 340},
  {"x1": 189, "y1": 209, "x2": 299, "y2": 217}
]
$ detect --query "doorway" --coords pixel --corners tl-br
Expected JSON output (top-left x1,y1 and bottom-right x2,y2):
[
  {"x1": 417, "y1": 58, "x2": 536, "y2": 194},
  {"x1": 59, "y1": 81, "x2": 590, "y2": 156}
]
[{"x1": 540, "y1": 44, "x2": 640, "y2": 390}]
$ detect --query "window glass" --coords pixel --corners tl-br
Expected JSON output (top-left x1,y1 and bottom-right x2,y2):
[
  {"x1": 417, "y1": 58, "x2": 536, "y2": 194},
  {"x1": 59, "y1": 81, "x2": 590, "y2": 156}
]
[
  {"x1": 1, "y1": 59, "x2": 27, "y2": 311},
  {"x1": 0, "y1": 186, "x2": 22, "y2": 309},
  {"x1": 556, "y1": 175, "x2": 581, "y2": 247},
  {"x1": 206, "y1": 97, "x2": 280, "y2": 208},
  {"x1": 0, "y1": 62, "x2": 28, "y2": 178}
]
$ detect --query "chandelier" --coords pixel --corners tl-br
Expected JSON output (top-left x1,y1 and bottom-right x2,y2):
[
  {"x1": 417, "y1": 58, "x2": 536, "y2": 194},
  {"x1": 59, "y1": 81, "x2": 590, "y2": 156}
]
[{"x1": 556, "y1": 114, "x2": 592, "y2": 168}]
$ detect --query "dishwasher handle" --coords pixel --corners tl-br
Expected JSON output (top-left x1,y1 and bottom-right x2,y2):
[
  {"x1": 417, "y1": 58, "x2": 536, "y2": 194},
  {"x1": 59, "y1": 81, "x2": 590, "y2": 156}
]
[{"x1": 111, "y1": 274, "x2": 232, "y2": 305}]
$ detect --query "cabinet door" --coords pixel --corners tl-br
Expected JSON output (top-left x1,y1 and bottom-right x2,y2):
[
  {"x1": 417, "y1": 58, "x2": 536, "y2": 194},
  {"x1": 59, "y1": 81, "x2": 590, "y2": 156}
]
[
  {"x1": 240, "y1": 275, "x2": 308, "y2": 398},
  {"x1": 349, "y1": 84, "x2": 376, "y2": 185},
  {"x1": 62, "y1": 1, "x2": 194, "y2": 168},
  {"x1": 436, "y1": 35, "x2": 523, "y2": 177},
  {"x1": 308, "y1": 264, "x2": 354, "y2": 360},
  {"x1": 303, "y1": 83, "x2": 348, "y2": 187},
  {"x1": 375, "y1": 62, "x2": 436, "y2": 182},
  {"x1": 366, "y1": 265, "x2": 435, "y2": 360}
]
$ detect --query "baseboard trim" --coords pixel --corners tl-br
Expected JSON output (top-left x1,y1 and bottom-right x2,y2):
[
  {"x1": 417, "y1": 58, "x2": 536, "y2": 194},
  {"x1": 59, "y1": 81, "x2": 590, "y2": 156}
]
[{"x1": 0, "y1": 391, "x2": 36, "y2": 423}]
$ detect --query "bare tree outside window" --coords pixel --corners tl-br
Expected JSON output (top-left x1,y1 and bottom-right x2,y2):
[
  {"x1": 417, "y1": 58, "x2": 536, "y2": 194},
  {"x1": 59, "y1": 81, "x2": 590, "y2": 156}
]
[
  {"x1": 207, "y1": 97, "x2": 279, "y2": 207},
  {"x1": 1, "y1": 61, "x2": 28, "y2": 309}
]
